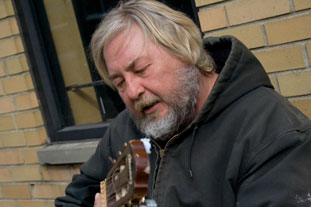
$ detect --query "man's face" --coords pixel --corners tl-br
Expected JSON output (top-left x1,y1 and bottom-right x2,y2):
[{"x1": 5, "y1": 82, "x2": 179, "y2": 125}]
[{"x1": 104, "y1": 24, "x2": 199, "y2": 140}]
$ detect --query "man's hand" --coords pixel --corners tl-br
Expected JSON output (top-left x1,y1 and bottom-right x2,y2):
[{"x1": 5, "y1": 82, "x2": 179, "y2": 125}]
[{"x1": 94, "y1": 193, "x2": 101, "y2": 207}]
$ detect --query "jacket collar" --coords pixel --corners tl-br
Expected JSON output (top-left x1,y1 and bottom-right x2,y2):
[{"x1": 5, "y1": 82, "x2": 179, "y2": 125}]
[{"x1": 193, "y1": 36, "x2": 273, "y2": 125}]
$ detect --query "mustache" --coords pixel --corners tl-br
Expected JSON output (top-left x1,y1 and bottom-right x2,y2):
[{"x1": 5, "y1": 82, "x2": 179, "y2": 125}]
[{"x1": 135, "y1": 96, "x2": 161, "y2": 112}]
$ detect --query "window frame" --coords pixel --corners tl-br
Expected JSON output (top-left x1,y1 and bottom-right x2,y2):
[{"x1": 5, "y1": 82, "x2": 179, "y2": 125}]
[{"x1": 13, "y1": 0, "x2": 109, "y2": 142}]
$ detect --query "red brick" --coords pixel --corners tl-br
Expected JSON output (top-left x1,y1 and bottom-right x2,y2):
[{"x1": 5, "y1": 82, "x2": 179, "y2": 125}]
[
  {"x1": 0, "y1": 60, "x2": 5, "y2": 77},
  {"x1": 290, "y1": 98, "x2": 311, "y2": 118},
  {"x1": 207, "y1": 24, "x2": 265, "y2": 49},
  {"x1": 0, "y1": 201, "x2": 16, "y2": 207},
  {"x1": 0, "y1": 150, "x2": 24, "y2": 165},
  {"x1": 254, "y1": 45, "x2": 306, "y2": 73},
  {"x1": 0, "y1": 96, "x2": 15, "y2": 114},
  {"x1": 1, "y1": 184, "x2": 31, "y2": 199},
  {"x1": 24, "y1": 128, "x2": 47, "y2": 146},
  {"x1": 265, "y1": 14, "x2": 311, "y2": 46},
  {"x1": 0, "y1": 0, "x2": 15, "y2": 19},
  {"x1": 31, "y1": 184, "x2": 67, "y2": 199},
  {"x1": 11, "y1": 165, "x2": 42, "y2": 181},
  {"x1": 0, "y1": 115, "x2": 15, "y2": 131},
  {"x1": 17, "y1": 200, "x2": 54, "y2": 207},
  {"x1": 294, "y1": 0, "x2": 311, "y2": 11},
  {"x1": 198, "y1": 6, "x2": 227, "y2": 32},
  {"x1": 0, "y1": 81, "x2": 4, "y2": 96},
  {"x1": 23, "y1": 148, "x2": 40, "y2": 164},
  {"x1": 195, "y1": 0, "x2": 225, "y2": 7},
  {"x1": 3, "y1": 74, "x2": 34, "y2": 94},
  {"x1": 0, "y1": 168, "x2": 11, "y2": 182},
  {"x1": 5, "y1": 54, "x2": 29, "y2": 75},
  {"x1": 278, "y1": 71, "x2": 311, "y2": 97},
  {"x1": 15, "y1": 91, "x2": 39, "y2": 110},
  {"x1": 15, "y1": 110, "x2": 44, "y2": 129},
  {"x1": 41, "y1": 165, "x2": 79, "y2": 181},
  {"x1": 0, "y1": 131, "x2": 26, "y2": 147},
  {"x1": 268, "y1": 75, "x2": 278, "y2": 90},
  {"x1": 0, "y1": 37, "x2": 24, "y2": 58},
  {"x1": 306, "y1": 43, "x2": 311, "y2": 65},
  {"x1": 0, "y1": 18, "x2": 19, "y2": 39},
  {"x1": 226, "y1": 0, "x2": 290, "y2": 25}
]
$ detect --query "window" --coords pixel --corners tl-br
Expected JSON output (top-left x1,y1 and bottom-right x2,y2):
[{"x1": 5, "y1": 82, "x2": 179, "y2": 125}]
[{"x1": 13, "y1": 0, "x2": 199, "y2": 143}]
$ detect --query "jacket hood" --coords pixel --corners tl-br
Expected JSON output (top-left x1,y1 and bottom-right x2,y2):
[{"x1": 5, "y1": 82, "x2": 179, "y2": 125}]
[{"x1": 194, "y1": 36, "x2": 273, "y2": 124}]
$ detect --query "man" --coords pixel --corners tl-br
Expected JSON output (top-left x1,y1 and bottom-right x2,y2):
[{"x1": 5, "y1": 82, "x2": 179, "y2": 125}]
[{"x1": 55, "y1": 0, "x2": 311, "y2": 206}]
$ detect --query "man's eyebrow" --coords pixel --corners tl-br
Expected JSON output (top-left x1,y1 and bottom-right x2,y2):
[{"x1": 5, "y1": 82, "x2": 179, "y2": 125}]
[
  {"x1": 108, "y1": 58, "x2": 138, "y2": 81},
  {"x1": 126, "y1": 59, "x2": 137, "y2": 71}
]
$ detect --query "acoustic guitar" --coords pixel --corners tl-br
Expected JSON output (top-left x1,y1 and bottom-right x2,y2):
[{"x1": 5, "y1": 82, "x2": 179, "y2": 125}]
[{"x1": 100, "y1": 140, "x2": 157, "y2": 207}]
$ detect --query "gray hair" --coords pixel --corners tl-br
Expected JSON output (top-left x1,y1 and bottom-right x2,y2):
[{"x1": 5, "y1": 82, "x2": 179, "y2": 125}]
[{"x1": 90, "y1": 0, "x2": 215, "y2": 88}]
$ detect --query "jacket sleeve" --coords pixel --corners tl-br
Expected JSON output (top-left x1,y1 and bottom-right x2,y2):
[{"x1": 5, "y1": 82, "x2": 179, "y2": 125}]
[
  {"x1": 55, "y1": 128, "x2": 114, "y2": 207},
  {"x1": 236, "y1": 129, "x2": 311, "y2": 207}
]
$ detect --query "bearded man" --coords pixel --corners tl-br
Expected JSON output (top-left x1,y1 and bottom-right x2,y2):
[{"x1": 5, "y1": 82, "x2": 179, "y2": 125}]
[{"x1": 55, "y1": 0, "x2": 311, "y2": 207}]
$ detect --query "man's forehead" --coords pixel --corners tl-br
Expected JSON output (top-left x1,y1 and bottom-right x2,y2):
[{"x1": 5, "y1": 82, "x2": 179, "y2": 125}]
[
  {"x1": 104, "y1": 24, "x2": 148, "y2": 57},
  {"x1": 104, "y1": 26, "x2": 151, "y2": 75}
]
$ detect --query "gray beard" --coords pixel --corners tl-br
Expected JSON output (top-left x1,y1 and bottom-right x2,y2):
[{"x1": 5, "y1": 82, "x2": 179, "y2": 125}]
[{"x1": 130, "y1": 66, "x2": 200, "y2": 141}]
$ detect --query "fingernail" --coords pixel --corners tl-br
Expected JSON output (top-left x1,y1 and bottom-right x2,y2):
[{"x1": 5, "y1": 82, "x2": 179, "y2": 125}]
[{"x1": 95, "y1": 193, "x2": 100, "y2": 199}]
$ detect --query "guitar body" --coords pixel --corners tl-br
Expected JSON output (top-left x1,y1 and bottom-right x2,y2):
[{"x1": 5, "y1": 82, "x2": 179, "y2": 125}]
[{"x1": 100, "y1": 140, "x2": 153, "y2": 207}]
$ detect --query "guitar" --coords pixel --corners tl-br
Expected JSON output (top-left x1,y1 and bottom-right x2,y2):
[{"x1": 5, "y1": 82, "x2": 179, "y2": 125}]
[{"x1": 100, "y1": 140, "x2": 157, "y2": 207}]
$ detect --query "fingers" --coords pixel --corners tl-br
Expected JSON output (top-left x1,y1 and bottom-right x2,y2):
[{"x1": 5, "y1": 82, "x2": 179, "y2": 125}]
[{"x1": 94, "y1": 193, "x2": 101, "y2": 207}]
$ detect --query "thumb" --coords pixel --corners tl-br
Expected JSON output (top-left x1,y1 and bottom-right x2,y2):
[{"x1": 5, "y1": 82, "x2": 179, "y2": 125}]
[{"x1": 94, "y1": 193, "x2": 101, "y2": 207}]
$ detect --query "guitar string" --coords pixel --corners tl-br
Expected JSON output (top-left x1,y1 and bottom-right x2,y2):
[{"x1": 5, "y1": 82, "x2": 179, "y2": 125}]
[{"x1": 106, "y1": 162, "x2": 131, "y2": 203}]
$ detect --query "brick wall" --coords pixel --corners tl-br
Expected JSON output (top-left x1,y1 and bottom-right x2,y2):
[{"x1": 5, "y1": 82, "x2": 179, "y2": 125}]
[
  {"x1": 0, "y1": 0, "x2": 80, "y2": 206},
  {"x1": 197, "y1": 0, "x2": 311, "y2": 118}
]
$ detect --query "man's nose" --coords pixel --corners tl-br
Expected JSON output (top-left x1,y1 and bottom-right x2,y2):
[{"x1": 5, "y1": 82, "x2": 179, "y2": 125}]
[{"x1": 126, "y1": 76, "x2": 144, "y2": 100}]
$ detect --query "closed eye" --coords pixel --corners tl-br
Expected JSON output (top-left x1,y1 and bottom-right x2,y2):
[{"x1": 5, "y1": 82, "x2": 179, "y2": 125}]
[
  {"x1": 135, "y1": 64, "x2": 150, "y2": 74},
  {"x1": 117, "y1": 80, "x2": 125, "y2": 89},
  {"x1": 116, "y1": 81, "x2": 125, "y2": 88},
  {"x1": 113, "y1": 78, "x2": 125, "y2": 89}
]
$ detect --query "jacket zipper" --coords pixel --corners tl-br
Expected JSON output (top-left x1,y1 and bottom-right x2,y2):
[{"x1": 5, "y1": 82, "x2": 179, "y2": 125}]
[
  {"x1": 151, "y1": 134, "x2": 180, "y2": 200},
  {"x1": 159, "y1": 149, "x2": 164, "y2": 158},
  {"x1": 153, "y1": 134, "x2": 179, "y2": 158}
]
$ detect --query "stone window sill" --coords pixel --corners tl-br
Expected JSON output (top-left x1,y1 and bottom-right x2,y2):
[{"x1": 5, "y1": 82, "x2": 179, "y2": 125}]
[{"x1": 37, "y1": 140, "x2": 99, "y2": 164}]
